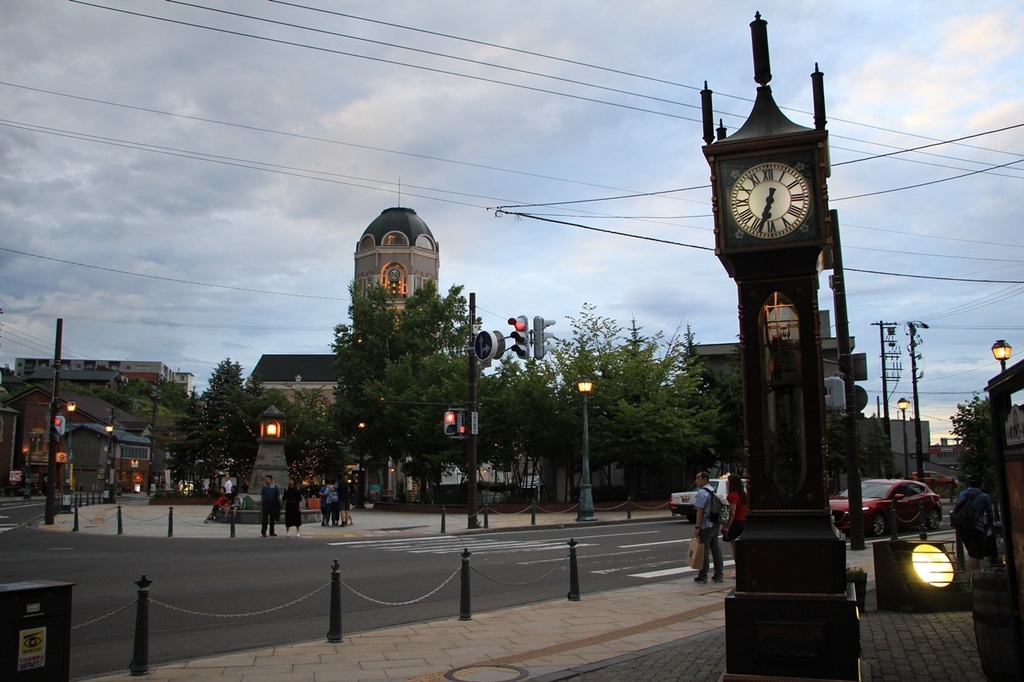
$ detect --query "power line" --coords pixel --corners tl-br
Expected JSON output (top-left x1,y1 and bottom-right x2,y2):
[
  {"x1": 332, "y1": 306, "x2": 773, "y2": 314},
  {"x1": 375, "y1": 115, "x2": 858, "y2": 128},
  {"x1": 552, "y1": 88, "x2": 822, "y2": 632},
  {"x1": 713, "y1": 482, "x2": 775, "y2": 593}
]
[{"x1": 0, "y1": 247, "x2": 348, "y2": 300}]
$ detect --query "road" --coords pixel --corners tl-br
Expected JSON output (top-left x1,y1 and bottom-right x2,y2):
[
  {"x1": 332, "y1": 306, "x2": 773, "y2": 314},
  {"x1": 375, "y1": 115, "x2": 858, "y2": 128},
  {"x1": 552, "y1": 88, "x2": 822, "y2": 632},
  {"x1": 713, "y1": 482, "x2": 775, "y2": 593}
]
[
  {"x1": 0, "y1": 515, "x2": 708, "y2": 679},
  {"x1": 0, "y1": 502, "x2": 954, "y2": 679}
]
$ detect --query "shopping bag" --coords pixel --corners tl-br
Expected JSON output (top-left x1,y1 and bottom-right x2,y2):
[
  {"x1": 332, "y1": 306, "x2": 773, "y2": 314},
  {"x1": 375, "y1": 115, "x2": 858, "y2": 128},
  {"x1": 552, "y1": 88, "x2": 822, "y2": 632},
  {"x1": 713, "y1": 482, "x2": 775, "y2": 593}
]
[{"x1": 686, "y1": 537, "x2": 705, "y2": 569}]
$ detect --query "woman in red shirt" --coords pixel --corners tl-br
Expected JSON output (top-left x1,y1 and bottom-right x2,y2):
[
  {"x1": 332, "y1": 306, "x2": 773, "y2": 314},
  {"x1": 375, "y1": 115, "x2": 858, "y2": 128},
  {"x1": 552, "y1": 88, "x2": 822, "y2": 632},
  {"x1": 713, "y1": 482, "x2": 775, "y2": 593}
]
[{"x1": 722, "y1": 474, "x2": 748, "y2": 578}]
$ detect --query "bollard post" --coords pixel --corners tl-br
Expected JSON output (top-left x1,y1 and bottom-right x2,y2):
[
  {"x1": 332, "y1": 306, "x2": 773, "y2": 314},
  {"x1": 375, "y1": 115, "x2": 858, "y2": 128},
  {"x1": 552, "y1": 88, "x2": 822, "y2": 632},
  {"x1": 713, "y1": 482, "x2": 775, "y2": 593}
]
[
  {"x1": 229, "y1": 510, "x2": 236, "y2": 538},
  {"x1": 440, "y1": 505, "x2": 446, "y2": 534},
  {"x1": 627, "y1": 496, "x2": 633, "y2": 521},
  {"x1": 72, "y1": 499, "x2": 80, "y2": 533},
  {"x1": 117, "y1": 505, "x2": 124, "y2": 535},
  {"x1": 889, "y1": 504, "x2": 898, "y2": 542},
  {"x1": 567, "y1": 538, "x2": 580, "y2": 601},
  {"x1": 459, "y1": 548, "x2": 472, "y2": 621},
  {"x1": 918, "y1": 502, "x2": 927, "y2": 540},
  {"x1": 327, "y1": 559, "x2": 343, "y2": 643},
  {"x1": 129, "y1": 575, "x2": 152, "y2": 676},
  {"x1": 531, "y1": 501, "x2": 536, "y2": 526},
  {"x1": 168, "y1": 506, "x2": 174, "y2": 538},
  {"x1": 483, "y1": 502, "x2": 489, "y2": 529}
]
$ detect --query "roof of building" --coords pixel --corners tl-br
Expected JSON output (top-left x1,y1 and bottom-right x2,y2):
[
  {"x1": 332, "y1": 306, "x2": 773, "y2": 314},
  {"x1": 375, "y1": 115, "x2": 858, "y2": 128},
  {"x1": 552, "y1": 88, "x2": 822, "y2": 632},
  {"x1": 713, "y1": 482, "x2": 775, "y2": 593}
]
[
  {"x1": 251, "y1": 354, "x2": 337, "y2": 383},
  {"x1": 360, "y1": 207, "x2": 434, "y2": 246}
]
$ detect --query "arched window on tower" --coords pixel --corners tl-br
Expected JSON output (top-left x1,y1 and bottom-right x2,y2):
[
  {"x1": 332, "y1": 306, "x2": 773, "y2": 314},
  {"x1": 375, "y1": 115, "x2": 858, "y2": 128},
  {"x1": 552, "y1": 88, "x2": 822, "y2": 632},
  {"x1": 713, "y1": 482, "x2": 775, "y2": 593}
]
[{"x1": 383, "y1": 232, "x2": 408, "y2": 246}]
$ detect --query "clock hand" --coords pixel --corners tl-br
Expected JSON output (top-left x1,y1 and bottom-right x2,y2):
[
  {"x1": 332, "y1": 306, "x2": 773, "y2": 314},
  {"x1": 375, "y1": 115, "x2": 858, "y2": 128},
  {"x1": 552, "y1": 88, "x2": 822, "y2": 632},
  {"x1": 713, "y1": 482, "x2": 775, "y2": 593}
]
[{"x1": 756, "y1": 187, "x2": 777, "y2": 233}]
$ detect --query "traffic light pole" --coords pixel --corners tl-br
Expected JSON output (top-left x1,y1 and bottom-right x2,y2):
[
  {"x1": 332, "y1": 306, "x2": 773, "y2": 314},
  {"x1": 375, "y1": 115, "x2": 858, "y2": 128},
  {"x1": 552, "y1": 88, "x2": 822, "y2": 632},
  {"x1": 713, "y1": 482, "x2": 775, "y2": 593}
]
[
  {"x1": 828, "y1": 212, "x2": 864, "y2": 551},
  {"x1": 45, "y1": 318, "x2": 64, "y2": 526},
  {"x1": 467, "y1": 293, "x2": 479, "y2": 529}
]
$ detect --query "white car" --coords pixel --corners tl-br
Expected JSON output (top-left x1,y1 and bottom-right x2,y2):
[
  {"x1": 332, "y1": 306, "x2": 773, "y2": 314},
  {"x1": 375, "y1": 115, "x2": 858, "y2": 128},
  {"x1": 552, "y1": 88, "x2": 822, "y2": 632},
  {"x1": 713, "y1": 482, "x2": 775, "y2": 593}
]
[{"x1": 669, "y1": 478, "x2": 738, "y2": 524}]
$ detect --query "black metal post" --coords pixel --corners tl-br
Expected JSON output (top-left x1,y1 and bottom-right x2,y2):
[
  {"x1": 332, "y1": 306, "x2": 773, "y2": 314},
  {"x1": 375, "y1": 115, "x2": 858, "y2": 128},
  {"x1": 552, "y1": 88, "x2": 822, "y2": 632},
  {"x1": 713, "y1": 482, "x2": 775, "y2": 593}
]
[
  {"x1": 483, "y1": 502, "x2": 489, "y2": 529},
  {"x1": 626, "y1": 496, "x2": 632, "y2": 521},
  {"x1": 440, "y1": 505, "x2": 446, "y2": 534},
  {"x1": 567, "y1": 538, "x2": 580, "y2": 601},
  {"x1": 531, "y1": 501, "x2": 536, "y2": 526},
  {"x1": 918, "y1": 501, "x2": 927, "y2": 540},
  {"x1": 72, "y1": 500, "x2": 79, "y2": 532},
  {"x1": 167, "y1": 506, "x2": 173, "y2": 537},
  {"x1": 117, "y1": 505, "x2": 123, "y2": 535},
  {"x1": 889, "y1": 505, "x2": 899, "y2": 542},
  {"x1": 229, "y1": 510, "x2": 236, "y2": 538},
  {"x1": 129, "y1": 575, "x2": 152, "y2": 676},
  {"x1": 327, "y1": 559, "x2": 343, "y2": 642},
  {"x1": 459, "y1": 549, "x2": 472, "y2": 621}
]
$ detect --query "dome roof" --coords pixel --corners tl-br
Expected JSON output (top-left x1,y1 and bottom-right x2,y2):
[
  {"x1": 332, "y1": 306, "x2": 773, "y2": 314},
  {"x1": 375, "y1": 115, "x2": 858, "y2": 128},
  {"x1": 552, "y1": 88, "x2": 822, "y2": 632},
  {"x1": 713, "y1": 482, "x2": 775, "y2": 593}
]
[{"x1": 361, "y1": 207, "x2": 434, "y2": 246}]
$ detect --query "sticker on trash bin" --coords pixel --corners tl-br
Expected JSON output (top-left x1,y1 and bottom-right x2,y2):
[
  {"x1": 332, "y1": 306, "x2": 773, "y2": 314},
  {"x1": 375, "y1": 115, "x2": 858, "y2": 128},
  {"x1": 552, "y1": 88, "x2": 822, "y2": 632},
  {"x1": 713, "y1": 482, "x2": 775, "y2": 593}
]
[{"x1": 19, "y1": 627, "x2": 46, "y2": 671}]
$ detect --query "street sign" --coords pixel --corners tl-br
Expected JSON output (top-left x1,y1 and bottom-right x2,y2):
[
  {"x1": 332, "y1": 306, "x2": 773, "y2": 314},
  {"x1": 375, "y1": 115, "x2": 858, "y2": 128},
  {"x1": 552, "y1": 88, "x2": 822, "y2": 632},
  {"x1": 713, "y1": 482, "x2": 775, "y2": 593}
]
[{"x1": 474, "y1": 330, "x2": 505, "y2": 362}]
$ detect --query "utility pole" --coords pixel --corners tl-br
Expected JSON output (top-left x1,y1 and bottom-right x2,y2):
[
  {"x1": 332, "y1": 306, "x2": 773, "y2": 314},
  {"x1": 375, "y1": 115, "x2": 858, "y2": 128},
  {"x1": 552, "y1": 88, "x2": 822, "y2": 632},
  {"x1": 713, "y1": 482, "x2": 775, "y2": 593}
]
[
  {"x1": 872, "y1": 322, "x2": 901, "y2": 442},
  {"x1": 467, "y1": 293, "x2": 479, "y2": 529},
  {"x1": 45, "y1": 319, "x2": 64, "y2": 525},
  {"x1": 907, "y1": 321, "x2": 929, "y2": 481}
]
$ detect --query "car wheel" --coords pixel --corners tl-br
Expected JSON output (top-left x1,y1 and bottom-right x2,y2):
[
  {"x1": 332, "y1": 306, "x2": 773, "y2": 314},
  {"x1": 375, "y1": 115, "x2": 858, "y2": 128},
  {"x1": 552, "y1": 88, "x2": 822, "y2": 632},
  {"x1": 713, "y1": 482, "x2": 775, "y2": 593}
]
[
  {"x1": 869, "y1": 513, "x2": 886, "y2": 537},
  {"x1": 926, "y1": 507, "x2": 941, "y2": 530}
]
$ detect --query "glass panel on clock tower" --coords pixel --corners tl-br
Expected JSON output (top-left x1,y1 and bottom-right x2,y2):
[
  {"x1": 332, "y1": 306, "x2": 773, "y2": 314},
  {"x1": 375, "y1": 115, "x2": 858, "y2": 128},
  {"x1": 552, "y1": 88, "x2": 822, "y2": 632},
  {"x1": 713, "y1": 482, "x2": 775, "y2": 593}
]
[{"x1": 759, "y1": 292, "x2": 806, "y2": 500}]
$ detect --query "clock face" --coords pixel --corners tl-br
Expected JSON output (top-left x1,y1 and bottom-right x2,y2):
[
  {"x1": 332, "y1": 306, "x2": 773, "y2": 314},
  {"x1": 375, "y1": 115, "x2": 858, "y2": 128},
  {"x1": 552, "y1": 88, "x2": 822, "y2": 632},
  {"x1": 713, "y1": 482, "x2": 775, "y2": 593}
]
[
  {"x1": 387, "y1": 267, "x2": 402, "y2": 283},
  {"x1": 728, "y1": 162, "x2": 812, "y2": 239}
]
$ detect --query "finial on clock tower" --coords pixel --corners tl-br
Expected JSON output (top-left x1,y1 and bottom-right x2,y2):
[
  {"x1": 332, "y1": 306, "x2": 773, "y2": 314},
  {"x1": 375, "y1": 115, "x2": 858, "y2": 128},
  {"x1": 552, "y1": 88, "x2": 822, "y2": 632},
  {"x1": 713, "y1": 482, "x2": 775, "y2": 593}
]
[{"x1": 750, "y1": 12, "x2": 771, "y2": 86}]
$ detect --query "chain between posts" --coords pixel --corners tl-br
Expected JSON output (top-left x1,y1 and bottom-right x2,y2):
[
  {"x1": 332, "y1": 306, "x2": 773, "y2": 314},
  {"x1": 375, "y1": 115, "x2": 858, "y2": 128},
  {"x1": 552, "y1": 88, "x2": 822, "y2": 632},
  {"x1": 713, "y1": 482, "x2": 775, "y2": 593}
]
[{"x1": 470, "y1": 557, "x2": 568, "y2": 586}]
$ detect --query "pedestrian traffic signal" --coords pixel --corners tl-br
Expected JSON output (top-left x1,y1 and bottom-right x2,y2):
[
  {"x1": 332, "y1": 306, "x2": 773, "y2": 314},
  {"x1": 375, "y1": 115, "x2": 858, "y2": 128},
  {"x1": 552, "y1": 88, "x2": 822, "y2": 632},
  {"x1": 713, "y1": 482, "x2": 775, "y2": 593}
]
[
  {"x1": 509, "y1": 315, "x2": 529, "y2": 358},
  {"x1": 443, "y1": 410, "x2": 458, "y2": 437},
  {"x1": 53, "y1": 415, "x2": 66, "y2": 436},
  {"x1": 532, "y1": 316, "x2": 557, "y2": 360}
]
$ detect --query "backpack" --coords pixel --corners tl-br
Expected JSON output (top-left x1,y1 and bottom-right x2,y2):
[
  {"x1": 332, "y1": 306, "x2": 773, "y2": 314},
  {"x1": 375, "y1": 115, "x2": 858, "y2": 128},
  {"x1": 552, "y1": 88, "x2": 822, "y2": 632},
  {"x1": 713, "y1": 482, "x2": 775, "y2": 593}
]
[
  {"x1": 950, "y1": 491, "x2": 979, "y2": 531},
  {"x1": 704, "y1": 486, "x2": 723, "y2": 525}
]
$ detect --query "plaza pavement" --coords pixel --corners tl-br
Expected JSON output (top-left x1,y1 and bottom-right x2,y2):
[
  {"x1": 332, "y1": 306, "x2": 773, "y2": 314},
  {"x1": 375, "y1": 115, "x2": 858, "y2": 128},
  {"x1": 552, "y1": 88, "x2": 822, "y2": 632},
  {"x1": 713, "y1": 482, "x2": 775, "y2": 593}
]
[{"x1": 31, "y1": 495, "x2": 985, "y2": 681}]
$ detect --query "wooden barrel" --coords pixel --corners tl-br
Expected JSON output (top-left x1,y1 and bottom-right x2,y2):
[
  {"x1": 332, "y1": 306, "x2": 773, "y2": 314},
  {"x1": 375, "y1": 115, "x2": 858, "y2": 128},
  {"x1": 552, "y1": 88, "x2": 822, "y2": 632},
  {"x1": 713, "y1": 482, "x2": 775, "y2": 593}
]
[{"x1": 973, "y1": 567, "x2": 1023, "y2": 681}]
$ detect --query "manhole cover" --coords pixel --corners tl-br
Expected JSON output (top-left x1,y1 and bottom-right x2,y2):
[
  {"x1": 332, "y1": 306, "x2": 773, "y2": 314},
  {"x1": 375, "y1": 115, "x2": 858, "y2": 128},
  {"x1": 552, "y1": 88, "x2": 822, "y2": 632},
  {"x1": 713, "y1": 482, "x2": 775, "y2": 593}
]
[{"x1": 445, "y1": 664, "x2": 528, "y2": 681}]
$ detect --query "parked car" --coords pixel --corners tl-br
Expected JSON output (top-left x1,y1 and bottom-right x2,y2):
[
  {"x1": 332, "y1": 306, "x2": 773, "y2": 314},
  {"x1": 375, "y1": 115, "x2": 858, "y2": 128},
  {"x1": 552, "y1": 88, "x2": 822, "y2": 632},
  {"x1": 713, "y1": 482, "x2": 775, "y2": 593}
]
[
  {"x1": 912, "y1": 471, "x2": 958, "y2": 492},
  {"x1": 669, "y1": 477, "x2": 741, "y2": 524},
  {"x1": 830, "y1": 479, "x2": 943, "y2": 537}
]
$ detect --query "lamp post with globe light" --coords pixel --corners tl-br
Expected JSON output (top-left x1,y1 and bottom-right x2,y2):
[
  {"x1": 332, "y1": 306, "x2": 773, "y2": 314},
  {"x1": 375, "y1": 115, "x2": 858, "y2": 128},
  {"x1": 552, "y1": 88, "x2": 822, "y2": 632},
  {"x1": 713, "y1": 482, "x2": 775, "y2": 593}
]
[
  {"x1": 576, "y1": 379, "x2": 596, "y2": 522},
  {"x1": 897, "y1": 398, "x2": 910, "y2": 478}
]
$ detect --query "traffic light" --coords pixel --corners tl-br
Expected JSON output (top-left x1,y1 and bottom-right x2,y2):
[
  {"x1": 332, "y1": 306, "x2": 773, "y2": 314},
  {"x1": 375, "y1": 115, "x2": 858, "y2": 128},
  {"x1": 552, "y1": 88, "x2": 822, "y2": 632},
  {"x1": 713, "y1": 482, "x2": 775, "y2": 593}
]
[
  {"x1": 443, "y1": 410, "x2": 458, "y2": 437},
  {"x1": 456, "y1": 410, "x2": 466, "y2": 436},
  {"x1": 52, "y1": 415, "x2": 66, "y2": 436},
  {"x1": 532, "y1": 316, "x2": 556, "y2": 360},
  {"x1": 509, "y1": 316, "x2": 529, "y2": 358}
]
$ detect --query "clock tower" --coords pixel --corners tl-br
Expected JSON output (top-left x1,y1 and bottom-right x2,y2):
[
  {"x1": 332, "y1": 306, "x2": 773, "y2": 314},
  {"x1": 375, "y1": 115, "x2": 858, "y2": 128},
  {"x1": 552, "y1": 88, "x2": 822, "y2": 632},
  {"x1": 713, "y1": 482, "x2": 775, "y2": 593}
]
[
  {"x1": 702, "y1": 14, "x2": 859, "y2": 680},
  {"x1": 354, "y1": 207, "x2": 439, "y2": 310}
]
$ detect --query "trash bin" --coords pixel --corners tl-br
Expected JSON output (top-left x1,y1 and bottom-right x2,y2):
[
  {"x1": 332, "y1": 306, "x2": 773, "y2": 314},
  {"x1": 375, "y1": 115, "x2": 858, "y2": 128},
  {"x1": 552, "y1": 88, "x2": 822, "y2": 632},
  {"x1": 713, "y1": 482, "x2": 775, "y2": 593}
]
[{"x1": 0, "y1": 581, "x2": 75, "y2": 682}]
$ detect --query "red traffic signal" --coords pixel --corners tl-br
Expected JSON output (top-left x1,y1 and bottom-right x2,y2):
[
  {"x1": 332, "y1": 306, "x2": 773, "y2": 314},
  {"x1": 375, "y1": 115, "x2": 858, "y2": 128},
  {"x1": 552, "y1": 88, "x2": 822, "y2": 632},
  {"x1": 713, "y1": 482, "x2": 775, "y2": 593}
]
[
  {"x1": 53, "y1": 415, "x2": 66, "y2": 436},
  {"x1": 509, "y1": 315, "x2": 529, "y2": 358},
  {"x1": 508, "y1": 316, "x2": 528, "y2": 332},
  {"x1": 443, "y1": 410, "x2": 458, "y2": 437}
]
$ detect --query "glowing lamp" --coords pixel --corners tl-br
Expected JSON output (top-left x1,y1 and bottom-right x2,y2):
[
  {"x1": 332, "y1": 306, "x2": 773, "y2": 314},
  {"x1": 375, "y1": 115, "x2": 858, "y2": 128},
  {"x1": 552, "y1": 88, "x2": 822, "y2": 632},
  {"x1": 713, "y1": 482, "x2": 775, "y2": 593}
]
[{"x1": 911, "y1": 544, "x2": 955, "y2": 587}]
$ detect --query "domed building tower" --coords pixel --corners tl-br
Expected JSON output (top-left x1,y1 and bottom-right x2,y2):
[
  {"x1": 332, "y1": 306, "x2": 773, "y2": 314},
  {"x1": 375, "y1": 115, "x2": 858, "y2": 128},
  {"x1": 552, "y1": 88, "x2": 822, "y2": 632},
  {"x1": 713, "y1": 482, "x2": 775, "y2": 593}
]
[{"x1": 354, "y1": 207, "x2": 439, "y2": 310}]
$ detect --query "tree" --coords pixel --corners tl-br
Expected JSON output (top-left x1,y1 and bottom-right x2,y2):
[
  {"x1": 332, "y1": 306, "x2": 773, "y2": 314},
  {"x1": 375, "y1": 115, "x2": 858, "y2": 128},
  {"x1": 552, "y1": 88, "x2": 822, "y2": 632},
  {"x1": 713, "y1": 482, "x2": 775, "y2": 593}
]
[{"x1": 951, "y1": 395, "x2": 995, "y2": 496}]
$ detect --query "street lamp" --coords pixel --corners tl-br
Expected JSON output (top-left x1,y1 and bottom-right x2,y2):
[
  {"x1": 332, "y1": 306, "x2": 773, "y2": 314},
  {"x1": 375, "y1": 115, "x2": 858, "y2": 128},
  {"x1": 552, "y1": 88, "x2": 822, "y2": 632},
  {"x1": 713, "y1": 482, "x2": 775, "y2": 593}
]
[
  {"x1": 896, "y1": 398, "x2": 910, "y2": 478},
  {"x1": 105, "y1": 412, "x2": 116, "y2": 503},
  {"x1": 992, "y1": 340, "x2": 1013, "y2": 372},
  {"x1": 576, "y1": 379, "x2": 596, "y2": 522}
]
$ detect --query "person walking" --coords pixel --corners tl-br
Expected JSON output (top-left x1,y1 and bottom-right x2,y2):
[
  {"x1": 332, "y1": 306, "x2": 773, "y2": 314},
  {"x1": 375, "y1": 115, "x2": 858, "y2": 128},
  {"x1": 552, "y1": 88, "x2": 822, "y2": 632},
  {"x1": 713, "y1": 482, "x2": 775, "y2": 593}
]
[
  {"x1": 259, "y1": 474, "x2": 282, "y2": 537},
  {"x1": 282, "y1": 478, "x2": 304, "y2": 537},
  {"x1": 955, "y1": 473, "x2": 994, "y2": 576},
  {"x1": 693, "y1": 471, "x2": 724, "y2": 584},
  {"x1": 721, "y1": 474, "x2": 748, "y2": 579}
]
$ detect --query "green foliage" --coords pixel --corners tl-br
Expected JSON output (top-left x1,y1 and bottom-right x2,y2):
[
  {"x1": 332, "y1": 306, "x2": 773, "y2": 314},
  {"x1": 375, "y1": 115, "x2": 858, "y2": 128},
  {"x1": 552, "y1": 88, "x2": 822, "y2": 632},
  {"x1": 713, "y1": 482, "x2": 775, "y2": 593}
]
[{"x1": 951, "y1": 395, "x2": 996, "y2": 496}]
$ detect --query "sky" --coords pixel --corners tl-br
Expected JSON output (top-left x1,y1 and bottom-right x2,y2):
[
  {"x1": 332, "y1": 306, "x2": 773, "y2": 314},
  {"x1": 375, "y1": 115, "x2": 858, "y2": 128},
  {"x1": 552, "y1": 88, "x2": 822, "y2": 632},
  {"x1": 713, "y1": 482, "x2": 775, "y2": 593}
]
[{"x1": 2, "y1": 1, "x2": 1023, "y2": 442}]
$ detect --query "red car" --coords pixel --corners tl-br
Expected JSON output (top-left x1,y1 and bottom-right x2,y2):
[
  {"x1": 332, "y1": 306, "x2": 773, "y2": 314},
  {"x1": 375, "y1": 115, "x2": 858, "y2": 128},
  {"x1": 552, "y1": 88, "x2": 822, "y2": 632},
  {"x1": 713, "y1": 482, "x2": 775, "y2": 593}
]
[{"x1": 830, "y1": 479, "x2": 943, "y2": 537}]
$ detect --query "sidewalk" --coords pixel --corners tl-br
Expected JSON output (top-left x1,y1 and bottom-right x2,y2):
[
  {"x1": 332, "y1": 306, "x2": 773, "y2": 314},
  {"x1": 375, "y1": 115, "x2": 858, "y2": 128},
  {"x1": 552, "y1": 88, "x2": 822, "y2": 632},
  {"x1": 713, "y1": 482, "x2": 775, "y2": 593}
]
[{"x1": 38, "y1": 497, "x2": 984, "y2": 682}]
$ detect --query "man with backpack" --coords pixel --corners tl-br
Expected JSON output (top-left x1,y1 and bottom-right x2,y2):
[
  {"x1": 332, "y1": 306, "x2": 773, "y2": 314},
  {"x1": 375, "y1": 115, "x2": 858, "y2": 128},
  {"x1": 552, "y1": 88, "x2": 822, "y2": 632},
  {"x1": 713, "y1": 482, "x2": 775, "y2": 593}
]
[
  {"x1": 953, "y1": 473, "x2": 994, "y2": 576},
  {"x1": 692, "y1": 471, "x2": 724, "y2": 584}
]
